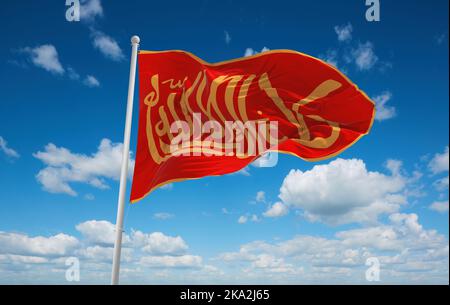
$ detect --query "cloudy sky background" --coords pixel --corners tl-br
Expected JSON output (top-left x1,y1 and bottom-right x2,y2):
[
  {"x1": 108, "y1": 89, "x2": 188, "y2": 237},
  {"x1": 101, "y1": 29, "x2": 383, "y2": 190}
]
[{"x1": 0, "y1": 0, "x2": 448, "y2": 284}]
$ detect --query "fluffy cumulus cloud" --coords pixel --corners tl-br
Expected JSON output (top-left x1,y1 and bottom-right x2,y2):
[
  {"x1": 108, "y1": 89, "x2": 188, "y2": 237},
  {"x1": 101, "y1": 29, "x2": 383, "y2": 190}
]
[
  {"x1": 0, "y1": 136, "x2": 19, "y2": 158},
  {"x1": 75, "y1": 244, "x2": 132, "y2": 262},
  {"x1": 91, "y1": 30, "x2": 124, "y2": 61},
  {"x1": 279, "y1": 158, "x2": 407, "y2": 225},
  {"x1": 132, "y1": 231, "x2": 188, "y2": 255},
  {"x1": 0, "y1": 212, "x2": 447, "y2": 284},
  {"x1": 263, "y1": 202, "x2": 289, "y2": 218},
  {"x1": 76, "y1": 220, "x2": 188, "y2": 255},
  {"x1": 22, "y1": 44, "x2": 64, "y2": 74},
  {"x1": 428, "y1": 146, "x2": 449, "y2": 174},
  {"x1": 0, "y1": 220, "x2": 210, "y2": 283},
  {"x1": 373, "y1": 91, "x2": 396, "y2": 121},
  {"x1": 33, "y1": 138, "x2": 135, "y2": 196},
  {"x1": 218, "y1": 212, "x2": 449, "y2": 284},
  {"x1": 0, "y1": 232, "x2": 78, "y2": 257},
  {"x1": 75, "y1": 220, "x2": 118, "y2": 246},
  {"x1": 334, "y1": 23, "x2": 353, "y2": 42}
]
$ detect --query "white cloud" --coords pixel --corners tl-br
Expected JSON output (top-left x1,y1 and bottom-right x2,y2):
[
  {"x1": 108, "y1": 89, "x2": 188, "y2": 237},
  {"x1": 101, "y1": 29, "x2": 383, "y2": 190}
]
[
  {"x1": 279, "y1": 158, "x2": 407, "y2": 225},
  {"x1": 80, "y1": 0, "x2": 103, "y2": 22},
  {"x1": 218, "y1": 213, "x2": 449, "y2": 283},
  {"x1": 0, "y1": 254, "x2": 48, "y2": 264},
  {"x1": 256, "y1": 191, "x2": 265, "y2": 203},
  {"x1": 244, "y1": 47, "x2": 270, "y2": 57},
  {"x1": 77, "y1": 245, "x2": 111, "y2": 261},
  {"x1": 319, "y1": 26, "x2": 391, "y2": 74},
  {"x1": 238, "y1": 214, "x2": 260, "y2": 224},
  {"x1": 19, "y1": 46, "x2": 100, "y2": 86},
  {"x1": 338, "y1": 226, "x2": 399, "y2": 252},
  {"x1": 0, "y1": 136, "x2": 19, "y2": 158},
  {"x1": 238, "y1": 215, "x2": 248, "y2": 224},
  {"x1": 430, "y1": 201, "x2": 449, "y2": 213},
  {"x1": 131, "y1": 231, "x2": 188, "y2": 255},
  {"x1": 33, "y1": 138, "x2": 135, "y2": 196},
  {"x1": 75, "y1": 245, "x2": 134, "y2": 263},
  {"x1": 334, "y1": 23, "x2": 353, "y2": 42},
  {"x1": 83, "y1": 75, "x2": 100, "y2": 87},
  {"x1": 390, "y1": 213, "x2": 434, "y2": 236},
  {"x1": 0, "y1": 232, "x2": 78, "y2": 257},
  {"x1": 76, "y1": 220, "x2": 187, "y2": 255},
  {"x1": 351, "y1": 42, "x2": 378, "y2": 71},
  {"x1": 385, "y1": 159, "x2": 403, "y2": 176},
  {"x1": 263, "y1": 202, "x2": 289, "y2": 218},
  {"x1": 91, "y1": 31, "x2": 124, "y2": 61},
  {"x1": 373, "y1": 91, "x2": 396, "y2": 121},
  {"x1": 428, "y1": 147, "x2": 449, "y2": 174},
  {"x1": 224, "y1": 31, "x2": 231, "y2": 45},
  {"x1": 76, "y1": 220, "x2": 118, "y2": 246},
  {"x1": 250, "y1": 254, "x2": 295, "y2": 273},
  {"x1": 0, "y1": 212, "x2": 447, "y2": 284},
  {"x1": 0, "y1": 219, "x2": 213, "y2": 283},
  {"x1": 140, "y1": 255, "x2": 202, "y2": 268},
  {"x1": 153, "y1": 213, "x2": 174, "y2": 220},
  {"x1": 338, "y1": 213, "x2": 442, "y2": 251},
  {"x1": 22, "y1": 44, "x2": 64, "y2": 74}
]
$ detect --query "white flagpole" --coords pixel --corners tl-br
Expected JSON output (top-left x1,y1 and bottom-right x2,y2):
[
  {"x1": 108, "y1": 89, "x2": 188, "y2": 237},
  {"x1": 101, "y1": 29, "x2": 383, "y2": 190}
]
[{"x1": 111, "y1": 35, "x2": 140, "y2": 285}]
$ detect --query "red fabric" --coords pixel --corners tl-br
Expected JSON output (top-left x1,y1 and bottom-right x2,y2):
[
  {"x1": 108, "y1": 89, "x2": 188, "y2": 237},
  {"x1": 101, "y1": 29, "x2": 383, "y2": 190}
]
[{"x1": 130, "y1": 50, "x2": 375, "y2": 202}]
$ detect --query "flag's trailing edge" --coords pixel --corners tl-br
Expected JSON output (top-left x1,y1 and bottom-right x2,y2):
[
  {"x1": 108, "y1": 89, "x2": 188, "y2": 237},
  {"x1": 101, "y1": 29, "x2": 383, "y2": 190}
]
[{"x1": 130, "y1": 49, "x2": 375, "y2": 203}]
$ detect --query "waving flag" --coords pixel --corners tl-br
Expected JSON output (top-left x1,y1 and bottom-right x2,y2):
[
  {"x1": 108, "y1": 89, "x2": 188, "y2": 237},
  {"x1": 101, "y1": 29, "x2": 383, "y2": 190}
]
[{"x1": 130, "y1": 50, "x2": 375, "y2": 202}]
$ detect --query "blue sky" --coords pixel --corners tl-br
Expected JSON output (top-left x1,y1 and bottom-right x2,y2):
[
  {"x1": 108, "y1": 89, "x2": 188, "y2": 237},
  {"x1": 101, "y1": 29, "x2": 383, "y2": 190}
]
[{"x1": 0, "y1": 0, "x2": 448, "y2": 284}]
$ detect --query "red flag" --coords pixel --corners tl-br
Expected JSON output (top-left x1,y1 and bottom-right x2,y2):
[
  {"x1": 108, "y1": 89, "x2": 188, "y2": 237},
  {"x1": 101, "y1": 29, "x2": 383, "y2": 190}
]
[{"x1": 130, "y1": 50, "x2": 375, "y2": 202}]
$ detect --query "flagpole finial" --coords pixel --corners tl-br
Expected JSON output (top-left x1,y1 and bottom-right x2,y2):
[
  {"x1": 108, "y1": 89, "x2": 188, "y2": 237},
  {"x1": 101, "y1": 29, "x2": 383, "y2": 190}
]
[{"x1": 131, "y1": 35, "x2": 140, "y2": 45}]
